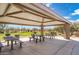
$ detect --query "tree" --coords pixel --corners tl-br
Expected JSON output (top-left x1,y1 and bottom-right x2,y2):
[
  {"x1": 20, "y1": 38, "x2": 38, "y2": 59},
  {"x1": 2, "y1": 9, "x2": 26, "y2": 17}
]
[
  {"x1": 32, "y1": 28, "x2": 38, "y2": 32},
  {"x1": 53, "y1": 26, "x2": 64, "y2": 34},
  {"x1": 0, "y1": 24, "x2": 8, "y2": 33},
  {"x1": 52, "y1": 24, "x2": 79, "y2": 36},
  {"x1": 70, "y1": 24, "x2": 79, "y2": 35}
]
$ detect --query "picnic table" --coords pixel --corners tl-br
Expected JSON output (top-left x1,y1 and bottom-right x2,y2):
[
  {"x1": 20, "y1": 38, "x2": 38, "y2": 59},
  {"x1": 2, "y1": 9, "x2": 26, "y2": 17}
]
[
  {"x1": 4, "y1": 36, "x2": 22, "y2": 50},
  {"x1": 30, "y1": 34, "x2": 45, "y2": 43}
]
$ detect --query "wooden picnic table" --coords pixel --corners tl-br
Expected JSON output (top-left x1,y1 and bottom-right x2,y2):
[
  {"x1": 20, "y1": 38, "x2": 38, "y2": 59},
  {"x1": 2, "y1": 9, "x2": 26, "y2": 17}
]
[
  {"x1": 4, "y1": 36, "x2": 22, "y2": 50},
  {"x1": 30, "y1": 34, "x2": 45, "y2": 43},
  {"x1": 4, "y1": 36, "x2": 15, "y2": 50}
]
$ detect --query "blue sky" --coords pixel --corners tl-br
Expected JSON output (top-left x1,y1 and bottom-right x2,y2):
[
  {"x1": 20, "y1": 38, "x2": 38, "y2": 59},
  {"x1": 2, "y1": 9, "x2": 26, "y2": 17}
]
[{"x1": 45, "y1": 3, "x2": 79, "y2": 22}]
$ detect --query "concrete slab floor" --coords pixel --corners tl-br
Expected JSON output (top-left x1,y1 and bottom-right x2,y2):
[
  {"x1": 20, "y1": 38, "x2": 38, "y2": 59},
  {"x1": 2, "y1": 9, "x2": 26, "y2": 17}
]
[{"x1": 0, "y1": 36, "x2": 79, "y2": 55}]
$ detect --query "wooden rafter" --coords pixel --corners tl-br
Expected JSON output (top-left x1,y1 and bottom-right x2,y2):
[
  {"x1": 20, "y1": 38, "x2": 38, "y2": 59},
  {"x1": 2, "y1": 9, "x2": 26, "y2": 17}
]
[
  {"x1": 14, "y1": 3, "x2": 50, "y2": 17},
  {"x1": 0, "y1": 22, "x2": 40, "y2": 26},
  {"x1": 6, "y1": 11, "x2": 23, "y2": 16},
  {"x1": 0, "y1": 3, "x2": 69, "y2": 28},
  {"x1": 7, "y1": 16, "x2": 42, "y2": 23},
  {"x1": 3, "y1": 4, "x2": 11, "y2": 15},
  {"x1": 13, "y1": 4, "x2": 59, "y2": 21},
  {"x1": 24, "y1": 11, "x2": 51, "y2": 20},
  {"x1": 41, "y1": 4, "x2": 71, "y2": 24},
  {"x1": 12, "y1": 3, "x2": 52, "y2": 19},
  {"x1": 31, "y1": 4, "x2": 66, "y2": 23},
  {"x1": 7, "y1": 3, "x2": 65, "y2": 24},
  {"x1": 14, "y1": 3, "x2": 67, "y2": 23},
  {"x1": 44, "y1": 20, "x2": 57, "y2": 23},
  {"x1": 44, "y1": 20, "x2": 65, "y2": 23},
  {"x1": 0, "y1": 15, "x2": 4, "y2": 17},
  {"x1": 43, "y1": 24, "x2": 64, "y2": 26}
]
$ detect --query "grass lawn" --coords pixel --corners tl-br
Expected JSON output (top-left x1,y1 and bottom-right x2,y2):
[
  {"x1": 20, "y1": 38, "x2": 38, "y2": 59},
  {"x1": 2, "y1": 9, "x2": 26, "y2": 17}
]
[
  {"x1": 0, "y1": 31, "x2": 47, "y2": 42},
  {"x1": 0, "y1": 34, "x2": 5, "y2": 41},
  {"x1": 0, "y1": 32, "x2": 33, "y2": 42}
]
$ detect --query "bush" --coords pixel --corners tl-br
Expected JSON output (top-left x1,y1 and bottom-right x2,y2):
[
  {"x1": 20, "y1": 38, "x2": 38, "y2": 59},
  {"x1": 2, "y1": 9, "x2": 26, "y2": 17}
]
[{"x1": 5, "y1": 33, "x2": 10, "y2": 36}]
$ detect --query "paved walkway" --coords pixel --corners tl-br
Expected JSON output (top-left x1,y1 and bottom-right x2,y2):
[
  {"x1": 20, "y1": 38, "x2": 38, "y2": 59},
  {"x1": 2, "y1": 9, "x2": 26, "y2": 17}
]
[{"x1": 0, "y1": 36, "x2": 79, "y2": 55}]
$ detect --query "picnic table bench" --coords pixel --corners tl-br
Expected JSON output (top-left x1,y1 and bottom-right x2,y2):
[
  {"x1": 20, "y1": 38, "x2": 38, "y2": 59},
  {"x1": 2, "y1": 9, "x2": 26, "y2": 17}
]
[
  {"x1": 29, "y1": 34, "x2": 45, "y2": 43},
  {"x1": 0, "y1": 36, "x2": 23, "y2": 52},
  {"x1": 4, "y1": 36, "x2": 23, "y2": 50}
]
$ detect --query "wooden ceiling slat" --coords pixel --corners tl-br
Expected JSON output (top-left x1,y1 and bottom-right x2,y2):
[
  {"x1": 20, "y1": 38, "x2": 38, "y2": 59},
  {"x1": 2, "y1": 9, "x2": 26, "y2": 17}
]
[
  {"x1": 0, "y1": 3, "x2": 69, "y2": 27},
  {"x1": 31, "y1": 4, "x2": 69, "y2": 24},
  {"x1": 0, "y1": 22, "x2": 40, "y2": 26},
  {"x1": 13, "y1": 4, "x2": 58, "y2": 21},
  {"x1": 7, "y1": 16, "x2": 42, "y2": 23},
  {"x1": 3, "y1": 4, "x2": 11, "y2": 15},
  {"x1": 6, "y1": 11, "x2": 23, "y2": 16},
  {"x1": 44, "y1": 20, "x2": 57, "y2": 23},
  {"x1": 12, "y1": 3, "x2": 52, "y2": 19},
  {"x1": 14, "y1": 3, "x2": 50, "y2": 17},
  {"x1": 14, "y1": 3, "x2": 66, "y2": 23},
  {"x1": 43, "y1": 24, "x2": 64, "y2": 26}
]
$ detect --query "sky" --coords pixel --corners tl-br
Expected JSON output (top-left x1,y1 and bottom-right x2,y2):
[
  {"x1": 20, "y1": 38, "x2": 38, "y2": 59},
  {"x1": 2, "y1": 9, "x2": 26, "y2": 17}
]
[
  {"x1": 8, "y1": 24, "x2": 40, "y2": 29},
  {"x1": 8, "y1": 3, "x2": 79, "y2": 29},
  {"x1": 45, "y1": 3, "x2": 79, "y2": 22}
]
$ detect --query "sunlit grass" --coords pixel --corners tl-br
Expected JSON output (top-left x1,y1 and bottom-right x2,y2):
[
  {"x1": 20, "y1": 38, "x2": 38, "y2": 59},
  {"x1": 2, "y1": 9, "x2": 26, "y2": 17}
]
[
  {"x1": 0, "y1": 31, "x2": 48, "y2": 42},
  {"x1": 0, "y1": 32, "x2": 32, "y2": 41}
]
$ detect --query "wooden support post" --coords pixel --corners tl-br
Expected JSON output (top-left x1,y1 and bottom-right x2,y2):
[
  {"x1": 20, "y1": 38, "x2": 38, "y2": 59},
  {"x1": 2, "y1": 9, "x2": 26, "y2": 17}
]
[
  {"x1": 35, "y1": 39, "x2": 38, "y2": 43},
  {"x1": 0, "y1": 47, "x2": 2, "y2": 52},
  {"x1": 40, "y1": 18, "x2": 44, "y2": 42},
  {"x1": 19, "y1": 42, "x2": 22, "y2": 48},
  {"x1": 64, "y1": 23, "x2": 70, "y2": 39},
  {"x1": 7, "y1": 40, "x2": 9, "y2": 46},
  {"x1": 11, "y1": 40, "x2": 14, "y2": 50},
  {"x1": 15, "y1": 41, "x2": 17, "y2": 45}
]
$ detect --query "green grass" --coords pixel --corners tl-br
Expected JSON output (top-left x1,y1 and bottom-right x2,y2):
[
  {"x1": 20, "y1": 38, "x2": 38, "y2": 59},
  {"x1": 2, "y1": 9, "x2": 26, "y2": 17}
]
[
  {"x1": 0, "y1": 32, "x2": 33, "y2": 42},
  {"x1": 19, "y1": 32, "x2": 32, "y2": 37},
  {"x1": 0, "y1": 31, "x2": 48, "y2": 42},
  {"x1": 0, "y1": 34, "x2": 5, "y2": 41}
]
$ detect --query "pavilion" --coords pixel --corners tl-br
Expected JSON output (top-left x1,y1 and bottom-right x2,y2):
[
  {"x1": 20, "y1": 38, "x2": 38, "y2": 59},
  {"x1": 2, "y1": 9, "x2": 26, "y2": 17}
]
[{"x1": 0, "y1": 3, "x2": 71, "y2": 40}]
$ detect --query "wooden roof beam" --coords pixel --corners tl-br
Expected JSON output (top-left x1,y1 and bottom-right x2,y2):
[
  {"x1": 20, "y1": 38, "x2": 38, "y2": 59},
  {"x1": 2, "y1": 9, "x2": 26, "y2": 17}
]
[
  {"x1": 5, "y1": 11, "x2": 23, "y2": 16},
  {"x1": 7, "y1": 15, "x2": 42, "y2": 23},
  {"x1": 15, "y1": 3, "x2": 67, "y2": 23},
  {"x1": 12, "y1": 3, "x2": 52, "y2": 19},
  {"x1": 13, "y1": 3, "x2": 59, "y2": 21},
  {"x1": 3, "y1": 4, "x2": 11, "y2": 16},
  {"x1": 43, "y1": 24, "x2": 64, "y2": 27},
  {"x1": 0, "y1": 22, "x2": 40, "y2": 27},
  {"x1": 43, "y1": 20, "x2": 57, "y2": 23},
  {"x1": 31, "y1": 3, "x2": 70, "y2": 24}
]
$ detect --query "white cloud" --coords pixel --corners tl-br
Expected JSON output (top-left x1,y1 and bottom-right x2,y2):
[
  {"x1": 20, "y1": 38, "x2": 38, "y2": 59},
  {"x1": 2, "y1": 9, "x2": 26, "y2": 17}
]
[
  {"x1": 71, "y1": 9, "x2": 79, "y2": 15},
  {"x1": 45, "y1": 3, "x2": 51, "y2": 7},
  {"x1": 63, "y1": 16, "x2": 70, "y2": 19},
  {"x1": 69, "y1": 20, "x2": 75, "y2": 22},
  {"x1": 76, "y1": 19, "x2": 79, "y2": 22},
  {"x1": 69, "y1": 19, "x2": 79, "y2": 23}
]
